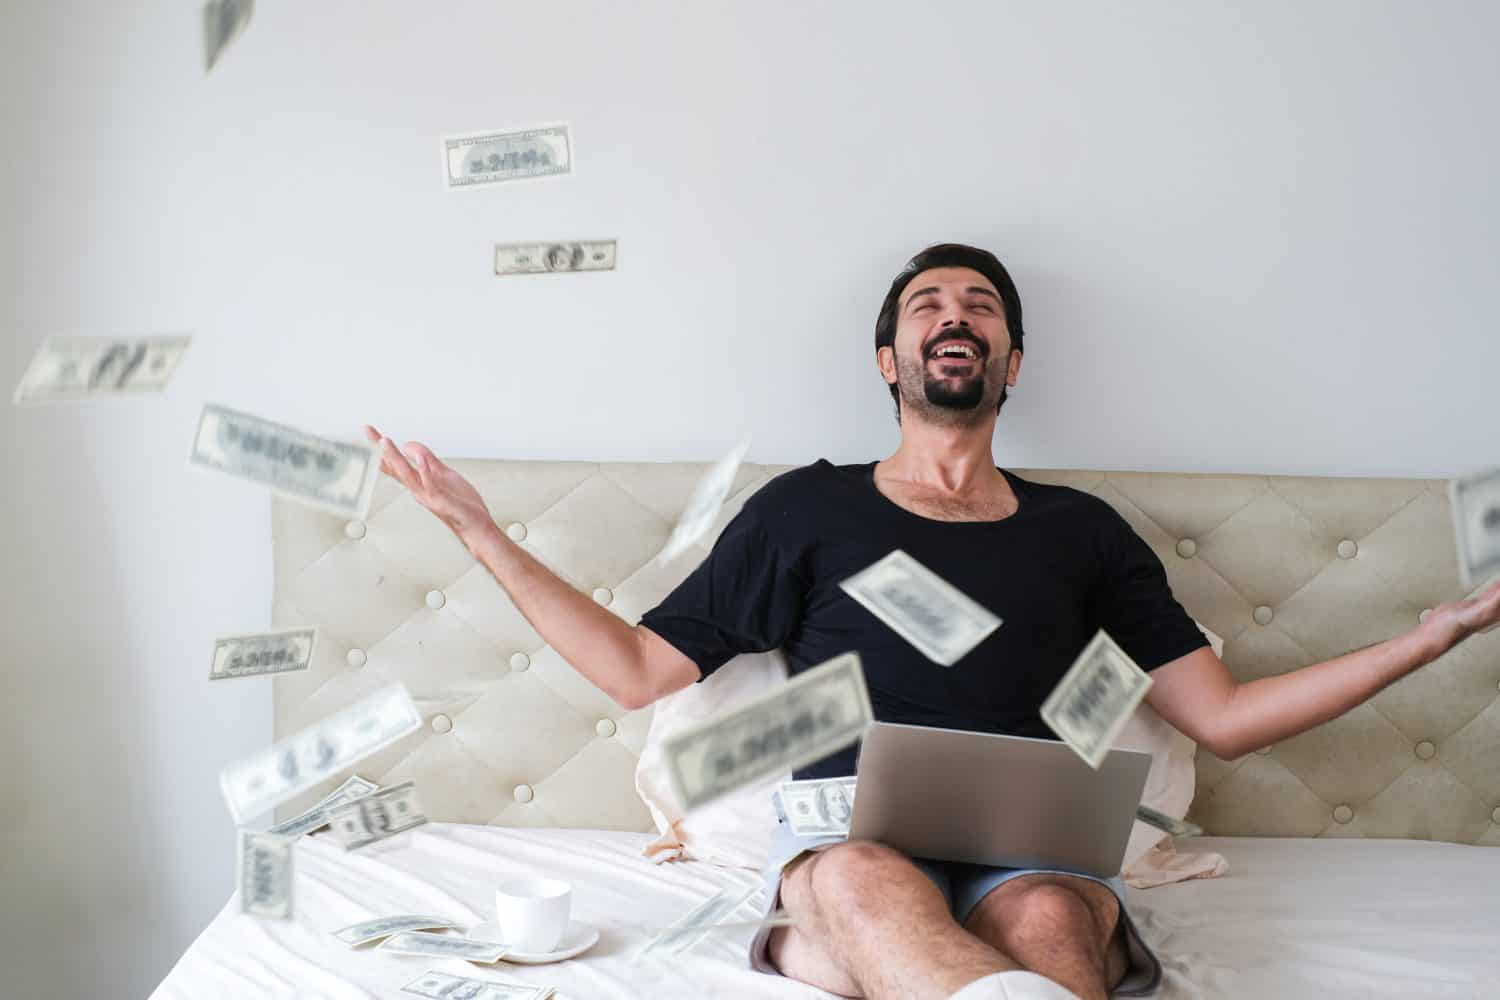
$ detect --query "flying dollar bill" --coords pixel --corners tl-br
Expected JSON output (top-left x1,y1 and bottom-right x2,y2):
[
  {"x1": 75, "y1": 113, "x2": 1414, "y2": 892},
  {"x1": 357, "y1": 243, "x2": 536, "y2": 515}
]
[
  {"x1": 327, "y1": 781, "x2": 428, "y2": 851},
  {"x1": 13, "y1": 336, "x2": 190, "y2": 405},
  {"x1": 209, "y1": 626, "x2": 317, "y2": 681},
  {"x1": 839, "y1": 550, "x2": 1003, "y2": 666},
  {"x1": 189, "y1": 404, "x2": 381, "y2": 520},
  {"x1": 663, "y1": 652, "x2": 873, "y2": 812},
  {"x1": 268, "y1": 774, "x2": 378, "y2": 837},
  {"x1": 238, "y1": 829, "x2": 293, "y2": 920},
  {"x1": 1040, "y1": 629, "x2": 1154, "y2": 770},
  {"x1": 402, "y1": 971, "x2": 555, "y2": 1000},
  {"x1": 442, "y1": 125, "x2": 572, "y2": 190},
  {"x1": 220, "y1": 685, "x2": 422, "y2": 824},
  {"x1": 634, "y1": 885, "x2": 759, "y2": 962},
  {"x1": 378, "y1": 931, "x2": 508, "y2": 964},
  {"x1": 202, "y1": 0, "x2": 253, "y2": 72},
  {"x1": 494, "y1": 240, "x2": 616, "y2": 276},
  {"x1": 333, "y1": 914, "x2": 460, "y2": 947},
  {"x1": 1450, "y1": 469, "x2": 1500, "y2": 590},
  {"x1": 1136, "y1": 804, "x2": 1203, "y2": 839},
  {"x1": 777, "y1": 776, "x2": 858, "y2": 838},
  {"x1": 656, "y1": 438, "x2": 751, "y2": 565}
]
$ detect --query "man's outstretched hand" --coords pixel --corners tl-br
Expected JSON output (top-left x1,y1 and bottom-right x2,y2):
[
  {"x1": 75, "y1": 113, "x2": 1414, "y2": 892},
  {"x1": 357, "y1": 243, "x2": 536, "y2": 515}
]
[{"x1": 363, "y1": 425, "x2": 495, "y2": 553}]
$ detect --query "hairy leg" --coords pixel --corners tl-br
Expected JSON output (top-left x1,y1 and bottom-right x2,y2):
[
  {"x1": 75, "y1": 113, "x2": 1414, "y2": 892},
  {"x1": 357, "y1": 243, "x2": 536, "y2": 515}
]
[
  {"x1": 962, "y1": 873, "x2": 1130, "y2": 1000},
  {"x1": 768, "y1": 840, "x2": 1026, "y2": 1000}
]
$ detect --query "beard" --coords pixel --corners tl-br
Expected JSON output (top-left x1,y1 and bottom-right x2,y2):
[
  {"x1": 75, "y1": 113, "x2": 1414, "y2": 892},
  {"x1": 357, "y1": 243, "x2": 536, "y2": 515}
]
[{"x1": 892, "y1": 344, "x2": 1009, "y2": 426}]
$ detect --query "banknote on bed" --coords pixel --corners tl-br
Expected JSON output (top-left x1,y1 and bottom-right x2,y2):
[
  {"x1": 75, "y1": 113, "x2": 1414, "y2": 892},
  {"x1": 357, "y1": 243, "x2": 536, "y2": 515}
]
[
  {"x1": 634, "y1": 885, "x2": 759, "y2": 962},
  {"x1": 1136, "y1": 804, "x2": 1203, "y2": 839},
  {"x1": 333, "y1": 914, "x2": 459, "y2": 946},
  {"x1": 220, "y1": 684, "x2": 421, "y2": 823},
  {"x1": 378, "y1": 931, "x2": 508, "y2": 964},
  {"x1": 1041, "y1": 629, "x2": 1154, "y2": 770},
  {"x1": 268, "y1": 774, "x2": 378, "y2": 837},
  {"x1": 656, "y1": 437, "x2": 751, "y2": 564},
  {"x1": 189, "y1": 403, "x2": 381, "y2": 520},
  {"x1": 1450, "y1": 468, "x2": 1500, "y2": 591},
  {"x1": 778, "y1": 776, "x2": 858, "y2": 838},
  {"x1": 208, "y1": 626, "x2": 317, "y2": 681},
  {"x1": 442, "y1": 124, "x2": 572, "y2": 190},
  {"x1": 662, "y1": 651, "x2": 872, "y2": 812},
  {"x1": 839, "y1": 550, "x2": 1003, "y2": 666},
  {"x1": 326, "y1": 780, "x2": 428, "y2": 850},
  {"x1": 495, "y1": 240, "x2": 616, "y2": 275},
  {"x1": 13, "y1": 336, "x2": 190, "y2": 404},
  {"x1": 403, "y1": 970, "x2": 555, "y2": 999},
  {"x1": 238, "y1": 829, "x2": 293, "y2": 920},
  {"x1": 203, "y1": 0, "x2": 253, "y2": 71}
]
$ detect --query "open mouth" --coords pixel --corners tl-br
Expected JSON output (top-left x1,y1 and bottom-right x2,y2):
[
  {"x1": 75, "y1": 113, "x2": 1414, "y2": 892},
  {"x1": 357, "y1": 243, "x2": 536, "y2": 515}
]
[{"x1": 926, "y1": 341, "x2": 984, "y2": 372}]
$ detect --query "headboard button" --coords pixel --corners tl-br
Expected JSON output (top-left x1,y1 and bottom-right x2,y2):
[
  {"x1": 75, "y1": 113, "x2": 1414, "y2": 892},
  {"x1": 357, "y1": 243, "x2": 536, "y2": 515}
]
[
  {"x1": 1333, "y1": 804, "x2": 1353, "y2": 824},
  {"x1": 596, "y1": 719, "x2": 617, "y2": 738},
  {"x1": 1175, "y1": 539, "x2": 1197, "y2": 558},
  {"x1": 1253, "y1": 606, "x2": 1274, "y2": 625},
  {"x1": 510, "y1": 652, "x2": 531, "y2": 672},
  {"x1": 1419, "y1": 608, "x2": 1432, "y2": 624},
  {"x1": 513, "y1": 784, "x2": 534, "y2": 803},
  {"x1": 506, "y1": 522, "x2": 528, "y2": 542},
  {"x1": 1415, "y1": 740, "x2": 1436, "y2": 760},
  {"x1": 592, "y1": 587, "x2": 613, "y2": 606},
  {"x1": 346, "y1": 648, "x2": 367, "y2": 668},
  {"x1": 1337, "y1": 539, "x2": 1358, "y2": 559},
  {"x1": 426, "y1": 590, "x2": 446, "y2": 610},
  {"x1": 1492, "y1": 806, "x2": 1500, "y2": 825},
  {"x1": 1254, "y1": 745, "x2": 1272, "y2": 755},
  {"x1": 431, "y1": 714, "x2": 452, "y2": 734},
  {"x1": 345, "y1": 520, "x2": 367, "y2": 539}
]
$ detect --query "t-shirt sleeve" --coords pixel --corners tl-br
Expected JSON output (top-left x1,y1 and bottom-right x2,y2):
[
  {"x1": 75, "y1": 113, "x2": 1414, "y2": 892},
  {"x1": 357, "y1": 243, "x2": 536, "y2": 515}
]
[
  {"x1": 637, "y1": 503, "x2": 807, "y2": 681},
  {"x1": 1087, "y1": 506, "x2": 1209, "y2": 671}
]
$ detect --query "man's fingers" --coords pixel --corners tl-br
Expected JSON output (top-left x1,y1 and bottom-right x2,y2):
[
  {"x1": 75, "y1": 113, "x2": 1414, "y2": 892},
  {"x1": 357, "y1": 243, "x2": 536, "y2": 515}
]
[
  {"x1": 363, "y1": 424, "x2": 382, "y2": 444},
  {"x1": 404, "y1": 441, "x2": 438, "y2": 470},
  {"x1": 379, "y1": 436, "x2": 423, "y2": 490}
]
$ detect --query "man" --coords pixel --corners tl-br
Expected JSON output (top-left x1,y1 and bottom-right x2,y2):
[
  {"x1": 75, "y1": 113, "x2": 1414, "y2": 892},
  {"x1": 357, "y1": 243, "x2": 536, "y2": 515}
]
[{"x1": 364, "y1": 243, "x2": 1500, "y2": 1000}]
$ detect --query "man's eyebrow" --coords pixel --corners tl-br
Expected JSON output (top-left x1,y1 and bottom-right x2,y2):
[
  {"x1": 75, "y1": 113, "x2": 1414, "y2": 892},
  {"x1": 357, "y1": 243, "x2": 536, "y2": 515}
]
[{"x1": 904, "y1": 285, "x2": 1003, "y2": 310}]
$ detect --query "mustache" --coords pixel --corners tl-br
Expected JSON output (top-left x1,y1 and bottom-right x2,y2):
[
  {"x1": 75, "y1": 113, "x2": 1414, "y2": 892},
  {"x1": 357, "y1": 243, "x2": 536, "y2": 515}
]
[{"x1": 924, "y1": 330, "x2": 989, "y2": 361}]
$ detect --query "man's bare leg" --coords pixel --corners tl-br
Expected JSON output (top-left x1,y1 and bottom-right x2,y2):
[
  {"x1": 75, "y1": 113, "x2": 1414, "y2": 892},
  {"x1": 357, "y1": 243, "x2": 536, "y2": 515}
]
[
  {"x1": 768, "y1": 840, "x2": 1026, "y2": 1000},
  {"x1": 962, "y1": 873, "x2": 1130, "y2": 1000}
]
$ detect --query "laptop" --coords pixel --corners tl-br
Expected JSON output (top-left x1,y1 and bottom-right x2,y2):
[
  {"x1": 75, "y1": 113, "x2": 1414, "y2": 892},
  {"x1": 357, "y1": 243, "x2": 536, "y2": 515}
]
[{"x1": 847, "y1": 721, "x2": 1152, "y2": 878}]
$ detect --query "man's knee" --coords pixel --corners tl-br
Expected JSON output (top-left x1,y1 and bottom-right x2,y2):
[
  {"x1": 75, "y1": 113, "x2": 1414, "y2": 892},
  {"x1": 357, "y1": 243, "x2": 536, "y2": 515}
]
[
  {"x1": 785, "y1": 839, "x2": 920, "y2": 926},
  {"x1": 969, "y1": 879, "x2": 1118, "y2": 951}
]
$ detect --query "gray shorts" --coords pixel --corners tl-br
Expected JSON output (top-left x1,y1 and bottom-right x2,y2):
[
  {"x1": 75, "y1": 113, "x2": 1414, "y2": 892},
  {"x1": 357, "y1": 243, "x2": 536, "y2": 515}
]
[{"x1": 749, "y1": 820, "x2": 1162, "y2": 997}]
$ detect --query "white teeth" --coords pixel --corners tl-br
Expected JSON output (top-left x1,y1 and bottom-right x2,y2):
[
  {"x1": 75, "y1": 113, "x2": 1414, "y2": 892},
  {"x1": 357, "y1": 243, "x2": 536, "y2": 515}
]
[{"x1": 933, "y1": 345, "x2": 978, "y2": 360}]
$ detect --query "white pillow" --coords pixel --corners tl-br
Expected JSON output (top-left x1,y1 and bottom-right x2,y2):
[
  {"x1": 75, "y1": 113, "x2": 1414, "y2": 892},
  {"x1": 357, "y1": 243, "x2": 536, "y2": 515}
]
[{"x1": 633, "y1": 625, "x2": 1224, "y2": 872}]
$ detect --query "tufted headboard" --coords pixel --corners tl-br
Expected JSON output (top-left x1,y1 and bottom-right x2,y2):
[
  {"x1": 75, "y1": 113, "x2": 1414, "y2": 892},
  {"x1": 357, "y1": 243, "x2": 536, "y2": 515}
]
[{"x1": 271, "y1": 462, "x2": 1500, "y2": 847}]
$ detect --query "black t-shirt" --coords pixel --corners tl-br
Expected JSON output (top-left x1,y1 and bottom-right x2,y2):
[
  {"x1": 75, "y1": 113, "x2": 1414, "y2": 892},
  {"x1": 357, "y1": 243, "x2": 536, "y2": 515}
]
[{"x1": 638, "y1": 460, "x2": 1208, "y2": 780}]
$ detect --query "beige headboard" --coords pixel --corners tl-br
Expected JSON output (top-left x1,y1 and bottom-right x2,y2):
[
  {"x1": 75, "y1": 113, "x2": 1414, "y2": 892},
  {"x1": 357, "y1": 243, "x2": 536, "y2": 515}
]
[{"x1": 271, "y1": 462, "x2": 1500, "y2": 847}]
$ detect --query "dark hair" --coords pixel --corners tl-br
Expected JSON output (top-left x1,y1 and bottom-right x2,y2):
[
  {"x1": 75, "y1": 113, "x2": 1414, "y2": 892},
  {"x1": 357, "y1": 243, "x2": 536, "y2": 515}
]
[{"x1": 873, "y1": 243, "x2": 1025, "y2": 421}]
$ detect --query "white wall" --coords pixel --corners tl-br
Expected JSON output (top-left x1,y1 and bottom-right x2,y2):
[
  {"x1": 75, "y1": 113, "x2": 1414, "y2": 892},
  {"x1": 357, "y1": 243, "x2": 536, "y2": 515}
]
[{"x1": 2, "y1": 0, "x2": 1496, "y2": 995}]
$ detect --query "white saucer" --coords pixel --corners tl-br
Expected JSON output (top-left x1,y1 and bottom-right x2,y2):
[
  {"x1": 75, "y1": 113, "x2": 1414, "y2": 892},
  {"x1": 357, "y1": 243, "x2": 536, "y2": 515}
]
[{"x1": 467, "y1": 919, "x2": 599, "y2": 964}]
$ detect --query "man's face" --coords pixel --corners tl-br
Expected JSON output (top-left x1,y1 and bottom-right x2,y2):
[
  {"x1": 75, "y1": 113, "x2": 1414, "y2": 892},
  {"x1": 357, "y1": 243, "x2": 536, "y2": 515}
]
[{"x1": 881, "y1": 266, "x2": 1017, "y2": 425}]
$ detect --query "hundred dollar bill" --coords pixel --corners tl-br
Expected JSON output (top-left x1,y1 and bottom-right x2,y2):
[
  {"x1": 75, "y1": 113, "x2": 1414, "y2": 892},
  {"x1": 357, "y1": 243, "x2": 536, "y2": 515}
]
[
  {"x1": 1136, "y1": 804, "x2": 1203, "y2": 839},
  {"x1": 634, "y1": 885, "x2": 759, "y2": 962},
  {"x1": 220, "y1": 685, "x2": 422, "y2": 824},
  {"x1": 663, "y1": 652, "x2": 873, "y2": 812},
  {"x1": 442, "y1": 124, "x2": 572, "y2": 190},
  {"x1": 327, "y1": 781, "x2": 428, "y2": 851},
  {"x1": 269, "y1": 774, "x2": 379, "y2": 837},
  {"x1": 656, "y1": 437, "x2": 751, "y2": 565},
  {"x1": 238, "y1": 829, "x2": 293, "y2": 920},
  {"x1": 334, "y1": 914, "x2": 459, "y2": 947},
  {"x1": 203, "y1": 0, "x2": 253, "y2": 72},
  {"x1": 839, "y1": 550, "x2": 1003, "y2": 666},
  {"x1": 777, "y1": 777, "x2": 858, "y2": 838},
  {"x1": 378, "y1": 931, "x2": 508, "y2": 964},
  {"x1": 1040, "y1": 629, "x2": 1154, "y2": 770},
  {"x1": 209, "y1": 626, "x2": 317, "y2": 681},
  {"x1": 495, "y1": 240, "x2": 616, "y2": 276},
  {"x1": 403, "y1": 970, "x2": 555, "y2": 1000},
  {"x1": 189, "y1": 403, "x2": 380, "y2": 520},
  {"x1": 13, "y1": 335, "x2": 190, "y2": 405},
  {"x1": 1450, "y1": 469, "x2": 1500, "y2": 590}
]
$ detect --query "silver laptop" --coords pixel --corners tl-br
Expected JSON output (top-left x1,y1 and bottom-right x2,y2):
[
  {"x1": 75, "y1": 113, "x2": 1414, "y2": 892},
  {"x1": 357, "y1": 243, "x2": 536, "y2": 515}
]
[{"x1": 847, "y1": 721, "x2": 1152, "y2": 878}]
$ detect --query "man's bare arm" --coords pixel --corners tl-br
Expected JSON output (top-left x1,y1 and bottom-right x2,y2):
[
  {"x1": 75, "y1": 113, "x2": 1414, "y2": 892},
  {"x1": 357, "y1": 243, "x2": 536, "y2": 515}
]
[{"x1": 362, "y1": 426, "x2": 700, "y2": 710}]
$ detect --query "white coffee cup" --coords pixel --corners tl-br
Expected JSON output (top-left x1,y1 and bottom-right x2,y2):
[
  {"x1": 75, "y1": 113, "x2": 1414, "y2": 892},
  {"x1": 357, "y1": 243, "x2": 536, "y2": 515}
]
[{"x1": 493, "y1": 877, "x2": 572, "y2": 953}]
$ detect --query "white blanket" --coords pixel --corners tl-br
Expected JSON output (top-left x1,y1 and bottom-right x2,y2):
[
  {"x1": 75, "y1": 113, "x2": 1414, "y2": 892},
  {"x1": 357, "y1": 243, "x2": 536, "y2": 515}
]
[{"x1": 151, "y1": 826, "x2": 1500, "y2": 999}]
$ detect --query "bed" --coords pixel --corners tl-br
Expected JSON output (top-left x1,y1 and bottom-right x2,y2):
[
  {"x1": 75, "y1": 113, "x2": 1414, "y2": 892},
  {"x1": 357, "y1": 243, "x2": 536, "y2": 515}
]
[{"x1": 150, "y1": 461, "x2": 1500, "y2": 999}]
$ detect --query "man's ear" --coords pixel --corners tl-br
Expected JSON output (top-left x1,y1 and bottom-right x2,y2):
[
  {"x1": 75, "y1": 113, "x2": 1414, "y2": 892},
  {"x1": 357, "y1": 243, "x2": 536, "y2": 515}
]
[{"x1": 876, "y1": 346, "x2": 897, "y2": 385}]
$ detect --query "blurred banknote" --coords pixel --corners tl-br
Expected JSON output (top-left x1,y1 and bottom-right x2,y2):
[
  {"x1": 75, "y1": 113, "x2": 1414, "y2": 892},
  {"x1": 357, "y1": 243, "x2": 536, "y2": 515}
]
[
  {"x1": 378, "y1": 931, "x2": 508, "y2": 964},
  {"x1": 268, "y1": 774, "x2": 378, "y2": 837},
  {"x1": 442, "y1": 125, "x2": 572, "y2": 190},
  {"x1": 189, "y1": 403, "x2": 380, "y2": 520},
  {"x1": 777, "y1": 776, "x2": 857, "y2": 838},
  {"x1": 13, "y1": 336, "x2": 190, "y2": 405},
  {"x1": 334, "y1": 915, "x2": 460, "y2": 947},
  {"x1": 663, "y1": 652, "x2": 872, "y2": 812},
  {"x1": 238, "y1": 829, "x2": 293, "y2": 920},
  {"x1": 656, "y1": 438, "x2": 751, "y2": 565},
  {"x1": 634, "y1": 885, "x2": 758, "y2": 962},
  {"x1": 840, "y1": 550, "x2": 1002, "y2": 666},
  {"x1": 203, "y1": 0, "x2": 253, "y2": 72},
  {"x1": 403, "y1": 971, "x2": 555, "y2": 999},
  {"x1": 1041, "y1": 629, "x2": 1153, "y2": 770},
  {"x1": 327, "y1": 781, "x2": 428, "y2": 850},
  {"x1": 1136, "y1": 804, "x2": 1202, "y2": 839},
  {"x1": 494, "y1": 240, "x2": 616, "y2": 276},
  {"x1": 209, "y1": 626, "x2": 317, "y2": 681},
  {"x1": 1450, "y1": 469, "x2": 1500, "y2": 589},
  {"x1": 220, "y1": 685, "x2": 421, "y2": 823}
]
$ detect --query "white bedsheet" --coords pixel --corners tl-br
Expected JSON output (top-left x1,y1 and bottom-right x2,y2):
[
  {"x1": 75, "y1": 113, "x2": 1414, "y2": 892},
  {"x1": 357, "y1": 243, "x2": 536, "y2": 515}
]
[{"x1": 151, "y1": 826, "x2": 1500, "y2": 1000}]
